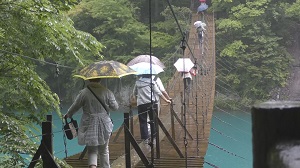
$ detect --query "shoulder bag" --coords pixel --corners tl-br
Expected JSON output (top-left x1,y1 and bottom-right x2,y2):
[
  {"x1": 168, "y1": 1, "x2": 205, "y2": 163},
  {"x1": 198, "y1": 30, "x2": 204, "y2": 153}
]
[{"x1": 64, "y1": 117, "x2": 78, "y2": 140}]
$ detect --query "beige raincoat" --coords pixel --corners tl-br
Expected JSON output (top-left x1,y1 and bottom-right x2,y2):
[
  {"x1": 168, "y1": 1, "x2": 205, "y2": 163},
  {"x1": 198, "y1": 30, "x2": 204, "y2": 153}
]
[{"x1": 66, "y1": 82, "x2": 119, "y2": 146}]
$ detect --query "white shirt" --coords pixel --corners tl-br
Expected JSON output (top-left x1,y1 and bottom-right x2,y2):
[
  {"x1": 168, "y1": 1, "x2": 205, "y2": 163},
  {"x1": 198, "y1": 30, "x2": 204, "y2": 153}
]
[
  {"x1": 134, "y1": 77, "x2": 162, "y2": 106},
  {"x1": 152, "y1": 76, "x2": 166, "y2": 92},
  {"x1": 182, "y1": 72, "x2": 192, "y2": 79}
]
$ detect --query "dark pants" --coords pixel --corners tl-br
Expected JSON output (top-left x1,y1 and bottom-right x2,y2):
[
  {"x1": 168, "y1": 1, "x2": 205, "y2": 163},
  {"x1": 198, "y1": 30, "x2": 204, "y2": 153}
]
[
  {"x1": 183, "y1": 78, "x2": 191, "y2": 93},
  {"x1": 137, "y1": 103, "x2": 158, "y2": 140},
  {"x1": 197, "y1": 27, "x2": 203, "y2": 44}
]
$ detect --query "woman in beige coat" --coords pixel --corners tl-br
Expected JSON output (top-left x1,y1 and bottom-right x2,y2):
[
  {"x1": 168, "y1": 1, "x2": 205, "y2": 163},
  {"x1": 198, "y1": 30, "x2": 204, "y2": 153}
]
[{"x1": 64, "y1": 78, "x2": 119, "y2": 168}]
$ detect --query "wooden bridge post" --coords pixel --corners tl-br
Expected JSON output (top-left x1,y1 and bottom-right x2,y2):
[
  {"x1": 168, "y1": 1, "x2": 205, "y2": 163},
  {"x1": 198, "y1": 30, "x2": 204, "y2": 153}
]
[
  {"x1": 252, "y1": 101, "x2": 300, "y2": 168},
  {"x1": 113, "y1": 108, "x2": 134, "y2": 142},
  {"x1": 170, "y1": 100, "x2": 175, "y2": 139},
  {"x1": 130, "y1": 107, "x2": 134, "y2": 135},
  {"x1": 41, "y1": 120, "x2": 53, "y2": 167},
  {"x1": 28, "y1": 114, "x2": 59, "y2": 168},
  {"x1": 124, "y1": 112, "x2": 131, "y2": 168},
  {"x1": 154, "y1": 104, "x2": 161, "y2": 159},
  {"x1": 45, "y1": 115, "x2": 53, "y2": 154}
]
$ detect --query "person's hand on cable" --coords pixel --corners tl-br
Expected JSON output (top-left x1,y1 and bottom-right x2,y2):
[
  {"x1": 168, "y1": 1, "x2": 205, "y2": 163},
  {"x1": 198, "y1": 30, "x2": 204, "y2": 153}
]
[{"x1": 161, "y1": 94, "x2": 171, "y2": 104}]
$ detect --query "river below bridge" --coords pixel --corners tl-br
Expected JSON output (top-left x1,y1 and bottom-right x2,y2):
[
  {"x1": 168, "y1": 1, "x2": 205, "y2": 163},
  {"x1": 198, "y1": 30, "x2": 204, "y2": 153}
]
[
  {"x1": 26, "y1": 107, "x2": 252, "y2": 168},
  {"x1": 204, "y1": 110, "x2": 252, "y2": 168}
]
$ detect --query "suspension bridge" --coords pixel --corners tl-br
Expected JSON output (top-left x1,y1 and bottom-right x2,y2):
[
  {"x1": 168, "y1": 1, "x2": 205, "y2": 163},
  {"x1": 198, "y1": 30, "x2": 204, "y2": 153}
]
[
  {"x1": 62, "y1": 10, "x2": 216, "y2": 168},
  {"x1": 25, "y1": 0, "x2": 299, "y2": 167}
]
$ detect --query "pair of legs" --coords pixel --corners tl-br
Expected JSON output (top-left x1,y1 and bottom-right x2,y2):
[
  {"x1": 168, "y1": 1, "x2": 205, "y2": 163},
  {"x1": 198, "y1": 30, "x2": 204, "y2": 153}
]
[
  {"x1": 87, "y1": 141, "x2": 110, "y2": 168},
  {"x1": 183, "y1": 77, "x2": 191, "y2": 93},
  {"x1": 147, "y1": 101, "x2": 161, "y2": 132},
  {"x1": 137, "y1": 103, "x2": 158, "y2": 140},
  {"x1": 196, "y1": 26, "x2": 203, "y2": 45}
]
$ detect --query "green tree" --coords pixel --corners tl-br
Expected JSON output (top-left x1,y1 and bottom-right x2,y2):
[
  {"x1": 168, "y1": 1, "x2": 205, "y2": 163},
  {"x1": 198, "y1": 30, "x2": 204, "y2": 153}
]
[
  {"x1": 213, "y1": 0, "x2": 298, "y2": 106},
  {"x1": 69, "y1": 0, "x2": 149, "y2": 64},
  {"x1": 0, "y1": 0, "x2": 104, "y2": 166},
  {"x1": 69, "y1": 0, "x2": 191, "y2": 70}
]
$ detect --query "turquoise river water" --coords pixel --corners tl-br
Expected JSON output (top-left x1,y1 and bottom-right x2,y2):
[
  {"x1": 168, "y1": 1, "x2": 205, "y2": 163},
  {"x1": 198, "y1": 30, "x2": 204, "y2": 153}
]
[
  {"x1": 27, "y1": 108, "x2": 253, "y2": 168},
  {"x1": 204, "y1": 110, "x2": 252, "y2": 168}
]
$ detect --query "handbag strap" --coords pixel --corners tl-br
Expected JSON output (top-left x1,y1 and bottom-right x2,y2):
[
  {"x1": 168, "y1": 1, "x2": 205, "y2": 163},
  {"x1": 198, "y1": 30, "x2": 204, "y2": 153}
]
[
  {"x1": 64, "y1": 117, "x2": 75, "y2": 123},
  {"x1": 87, "y1": 85, "x2": 109, "y2": 113},
  {"x1": 64, "y1": 117, "x2": 70, "y2": 124}
]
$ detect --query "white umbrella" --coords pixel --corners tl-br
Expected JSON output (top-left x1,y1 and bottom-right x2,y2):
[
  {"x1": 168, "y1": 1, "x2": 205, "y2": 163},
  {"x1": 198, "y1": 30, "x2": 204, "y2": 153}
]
[
  {"x1": 194, "y1": 21, "x2": 207, "y2": 30},
  {"x1": 129, "y1": 62, "x2": 164, "y2": 75},
  {"x1": 174, "y1": 58, "x2": 195, "y2": 72}
]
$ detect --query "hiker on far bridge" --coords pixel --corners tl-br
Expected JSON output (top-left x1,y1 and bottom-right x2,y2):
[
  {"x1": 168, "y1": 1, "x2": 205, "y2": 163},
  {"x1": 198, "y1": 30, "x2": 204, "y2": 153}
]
[
  {"x1": 194, "y1": 20, "x2": 207, "y2": 45},
  {"x1": 197, "y1": 0, "x2": 208, "y2": 14}
]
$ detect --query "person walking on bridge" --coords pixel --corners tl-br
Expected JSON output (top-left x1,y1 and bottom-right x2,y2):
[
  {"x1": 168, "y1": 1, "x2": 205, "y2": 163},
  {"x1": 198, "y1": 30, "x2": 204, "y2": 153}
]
[
  {"x1": 182, "y1": 71, "x2": 193, "y2": 93},
  {"x1": 64, "y1": 78, "x2": 119, "y2": 168},
  {"x1": 194, "y1": 20, "x2": 207, "y2": 45},
  {"x1": 197, "y1": 0, "x2": 208, "y2": 13},
  {"x1": 133, "y1": 74, "x2": 171, "y2": 142},
  {"x1": 152, "y1": 75, "x2": 172, "y2": 115}
]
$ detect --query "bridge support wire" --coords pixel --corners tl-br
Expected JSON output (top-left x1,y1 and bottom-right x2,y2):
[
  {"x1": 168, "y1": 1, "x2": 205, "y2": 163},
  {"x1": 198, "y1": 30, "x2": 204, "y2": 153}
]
[
  {"x1": 180, "y1": 34, "x2": 189, "y2": 168},
  {"x1": 193, "y1": 59, "x2": 200, "y2": 156},
  {"x1": 124, "y1": 112, "x2": 153, "y2": 168}
]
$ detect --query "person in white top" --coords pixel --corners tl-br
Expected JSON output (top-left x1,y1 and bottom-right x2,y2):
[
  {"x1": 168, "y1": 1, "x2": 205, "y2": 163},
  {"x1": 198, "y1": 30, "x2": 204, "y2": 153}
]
[
  {"x1": 152, "y1": 75, "x2": 172, "y2": 104},
  {"x1": 194, "y1": 21, "x2": 207, "y2": 44},
  {"x1": 182, "y1": 72, "x2": 192, "y2": 93},
  {"x1": 148, "y1": 75, "x2": 172, "y2": 134},
  {"x1": 133, "y1": 74, "x2": 171, "y2": 141},
  {"x1": 152, "y1": 75, "x2": 172, "y2": 119},
  {"x1": 194, "y1": 21, "x2": 206, "y2": 31}
]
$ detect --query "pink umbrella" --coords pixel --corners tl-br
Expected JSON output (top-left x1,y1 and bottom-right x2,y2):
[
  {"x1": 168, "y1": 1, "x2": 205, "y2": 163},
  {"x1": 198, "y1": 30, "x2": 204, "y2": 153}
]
[
  {"x1": 129, "y1": 62, "x2": 164, "y2": 75},
  {"x1": 127, "y1": 55, "x2": 165, "y2": 69}
]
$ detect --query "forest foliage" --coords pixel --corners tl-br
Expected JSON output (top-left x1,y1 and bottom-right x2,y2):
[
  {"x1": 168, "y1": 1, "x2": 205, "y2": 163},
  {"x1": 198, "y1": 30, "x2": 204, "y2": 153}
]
[
  {"x1": 1, "y1": 0, "x2": 300, "y2": 166},
  {"x1": 0, "y1": 0, "x2": 104, "y2": 166},
  {"x1": 213, "y1": 0, "x2": 300, "y2": 108},
  {"x1": 0, "y1": 0, "x2": 190, "y2": 166}
]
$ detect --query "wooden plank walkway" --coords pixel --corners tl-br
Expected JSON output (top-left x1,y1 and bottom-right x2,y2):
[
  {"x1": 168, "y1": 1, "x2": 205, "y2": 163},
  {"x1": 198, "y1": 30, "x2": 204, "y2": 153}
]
[{"x1": 65, "y1": 12, "x2": 215, "y2": 168}]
